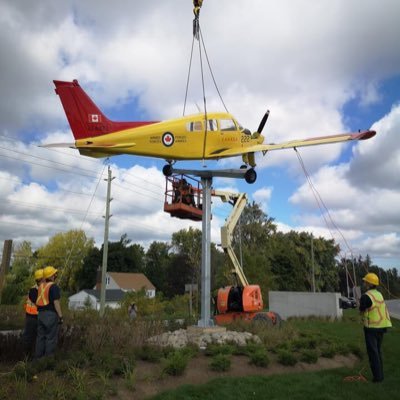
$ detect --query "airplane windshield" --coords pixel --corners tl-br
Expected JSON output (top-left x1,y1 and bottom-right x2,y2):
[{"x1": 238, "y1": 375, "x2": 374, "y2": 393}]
[{"x1": 220, "y1": 119, "x2": 237, "y2": 131}]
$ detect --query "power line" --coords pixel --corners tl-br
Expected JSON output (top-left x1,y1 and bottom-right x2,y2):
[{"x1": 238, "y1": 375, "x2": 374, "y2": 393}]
[{"x1": 0, "y1": 145, "x2": 104, "y2": 179}]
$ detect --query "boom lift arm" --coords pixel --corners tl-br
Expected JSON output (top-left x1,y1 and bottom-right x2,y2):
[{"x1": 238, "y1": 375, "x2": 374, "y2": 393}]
[{"x1": 212, "y1": 190, "x2": 249, "y2": 287}]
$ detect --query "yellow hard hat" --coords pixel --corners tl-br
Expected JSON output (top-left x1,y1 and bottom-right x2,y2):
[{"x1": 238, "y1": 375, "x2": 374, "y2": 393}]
[
  {"x1": 34, "y1": 269, "x2": 44, "y2": 281},
  {"x1": 363, "y1": 272, "x2": 379, "y2": 286},
  {"x1": 43, "y1": 266, "x2": 58, "y2": 279}
]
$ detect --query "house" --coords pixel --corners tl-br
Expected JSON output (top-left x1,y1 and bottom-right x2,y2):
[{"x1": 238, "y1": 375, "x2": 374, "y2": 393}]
[
  {"x1": 68, "y1": 289, "x2": 125, "y2": 310},
  {"x1": 95, "y1": 272, "x2": 156, "y2": 298}
]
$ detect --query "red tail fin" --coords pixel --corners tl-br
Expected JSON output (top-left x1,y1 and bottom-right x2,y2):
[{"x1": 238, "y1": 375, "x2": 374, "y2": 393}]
[{"x1": 54, "y1": 80, "x2": 156, "y2": 140}]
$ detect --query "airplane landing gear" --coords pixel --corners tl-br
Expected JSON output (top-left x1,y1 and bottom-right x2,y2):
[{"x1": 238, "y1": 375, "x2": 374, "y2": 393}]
[
  {"x1": 244, "y1": 168, "x2": 257, "y2": 184},
  {"x1": 162, "y1": 164, "x2": 173, "y2": 177}
]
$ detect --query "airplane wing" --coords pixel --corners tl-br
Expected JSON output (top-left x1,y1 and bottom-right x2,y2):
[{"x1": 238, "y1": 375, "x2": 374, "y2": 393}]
[{"x1": 211, "y1": 130, "x2": 376, "y2": 158}]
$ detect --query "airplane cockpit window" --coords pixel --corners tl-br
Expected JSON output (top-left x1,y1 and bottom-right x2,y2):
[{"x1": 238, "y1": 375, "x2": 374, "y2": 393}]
[
  {"x1": 207, "y1": 119, "x2": 217, "y2": 131},
  {"x1": 236, "y1": 119, "x2": 251, "y2": 135},
  {"x1": 187, "y1": 121, "x2": 203, "y2": 132},
  {"x1": 219, "y1": 119, "x2": 237, "y2": 131}
]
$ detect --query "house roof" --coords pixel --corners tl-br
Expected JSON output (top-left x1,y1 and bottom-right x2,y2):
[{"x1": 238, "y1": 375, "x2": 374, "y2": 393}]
[
  {"x1": 83, "y1": 289, "x2": 125, "y2": 302},
  {"x1": 108, "y1": 272, "x2": 156, "y2": 291}
]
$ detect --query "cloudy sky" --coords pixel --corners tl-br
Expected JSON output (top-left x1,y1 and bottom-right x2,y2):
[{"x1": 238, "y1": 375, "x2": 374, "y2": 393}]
[{"x1": 0, "y1": 0, "x2": 399, "y2": 271}]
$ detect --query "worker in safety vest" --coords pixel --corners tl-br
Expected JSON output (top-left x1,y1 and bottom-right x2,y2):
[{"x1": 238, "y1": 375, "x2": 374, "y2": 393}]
[
  {"x1": 22, "y1": 268, "x2": 44, "y2": 358},
  {"x1": 35, "y1": 266, "x2": 63, "y2": 358},
  {"x1": 359, "y1": 272, "x2": 392, "y2": 383}
]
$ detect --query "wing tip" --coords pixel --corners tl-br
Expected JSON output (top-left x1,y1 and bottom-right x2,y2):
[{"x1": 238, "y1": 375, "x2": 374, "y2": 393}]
[{"x1": 358, "y1": 130, "x2": 376, "y2": 140}]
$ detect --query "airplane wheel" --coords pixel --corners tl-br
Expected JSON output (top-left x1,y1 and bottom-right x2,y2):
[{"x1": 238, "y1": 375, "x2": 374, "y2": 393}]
[
  {"x1": 162, "y1": 164, "x2": 173, "y2": 177},
  {"x1": 244, "y1": 168, "x2": 257, "y2": 184},
  {"x1": 240, "y1": 164, "x2": 247, "y2": 169}
]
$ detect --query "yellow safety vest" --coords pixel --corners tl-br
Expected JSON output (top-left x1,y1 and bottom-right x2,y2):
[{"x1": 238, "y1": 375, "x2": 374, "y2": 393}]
[
  {"x1": 36, "y1": 282, "x2": 54, "y2": 307},
  {"x1": 363, "y1": 289, "x2": 392, "y2": 328},
  {"x1": 24, "y1": 286, "x2": 38, "y2": 315}
]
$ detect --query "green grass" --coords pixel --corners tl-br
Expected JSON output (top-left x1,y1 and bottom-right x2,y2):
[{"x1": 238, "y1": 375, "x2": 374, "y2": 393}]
[
  {"x1": 151, "y1": 313, "x2": 400, "y2": 400},
  {"x1": 1, "y1": 309, "x2": 398, "y2": 399}
]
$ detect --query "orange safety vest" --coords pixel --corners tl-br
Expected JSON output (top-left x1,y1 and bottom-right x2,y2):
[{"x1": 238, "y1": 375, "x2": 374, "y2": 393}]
[
  {"x1": 363, "y1": 289, "x2": 392, "y2": 328},
  {"x1": 36, "y1": 282, "x2": 54, "y2": 307},
  {"x1": 24, "y1": 286, "x2": 38, "y2": 315}
]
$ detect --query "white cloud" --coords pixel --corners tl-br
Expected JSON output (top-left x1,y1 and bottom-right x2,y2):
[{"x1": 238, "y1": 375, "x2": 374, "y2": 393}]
[
  {"x1": 252, "y1": 187, "x2": 273, "y2": 213},
  {"x1": 286, "y1": 106, "x2": 400, "y2": 265},
  {"x1": 0, "y1": 0, "x2": 399, "y2": 269}
]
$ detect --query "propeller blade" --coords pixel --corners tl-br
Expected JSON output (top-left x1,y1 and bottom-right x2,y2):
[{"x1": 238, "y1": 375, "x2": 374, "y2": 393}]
[{"x1": 257, "y1": 110, "x2": 270, "y2": 134}]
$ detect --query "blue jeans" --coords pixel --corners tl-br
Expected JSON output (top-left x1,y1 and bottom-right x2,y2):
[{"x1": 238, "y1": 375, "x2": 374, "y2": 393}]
[{"x1": 364, "y1": 327, "x2": 385, "y2": 382}]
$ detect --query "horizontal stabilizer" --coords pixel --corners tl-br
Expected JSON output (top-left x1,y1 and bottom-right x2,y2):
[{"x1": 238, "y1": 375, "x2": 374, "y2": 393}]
[
  {"x1": 40, "y1": 143, "x2": 76, "y2": 149},
  {"x1": 76, "y1": 142, "x2": 136, "y2": 149}
]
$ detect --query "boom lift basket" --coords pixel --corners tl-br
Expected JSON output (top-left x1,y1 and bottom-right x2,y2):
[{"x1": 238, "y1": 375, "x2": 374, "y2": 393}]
[{"x1": 164, "y1": 174, "x2": 203, "y2": 221}]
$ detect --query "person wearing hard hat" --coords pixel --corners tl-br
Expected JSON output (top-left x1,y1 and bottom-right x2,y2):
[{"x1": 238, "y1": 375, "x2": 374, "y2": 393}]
[
  {"x1": 35, "y1": 266, "x2": 63, "y2": 358},
  {"x1": 359, "y1": 272, "x2": 392, "y2": 383},
  {"x1": 22, "y1": 269, "x2": 44, "y2": 358}
]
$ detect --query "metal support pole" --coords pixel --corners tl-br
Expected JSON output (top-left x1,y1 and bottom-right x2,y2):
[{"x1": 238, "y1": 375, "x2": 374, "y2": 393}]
[
  {"x1": 198, "y1": 177, "x2": 213, "y2": 327},
  {"x1": 100, "y1": 166, "x2": 113, "y2": 317}
]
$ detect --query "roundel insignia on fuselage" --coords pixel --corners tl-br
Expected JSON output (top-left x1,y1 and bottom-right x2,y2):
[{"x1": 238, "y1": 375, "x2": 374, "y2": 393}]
[{"x1": 162, "y1": 132, "x2": 174, "y2": 147}]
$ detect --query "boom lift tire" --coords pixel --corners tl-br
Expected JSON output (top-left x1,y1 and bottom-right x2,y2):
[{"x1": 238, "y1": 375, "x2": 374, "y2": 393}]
[{"x1": 252, "y1": 311, "x2": 282, "y2": 327}]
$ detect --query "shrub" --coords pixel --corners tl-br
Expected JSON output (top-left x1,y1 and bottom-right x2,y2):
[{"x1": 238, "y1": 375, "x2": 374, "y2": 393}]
[
  {"x1": 13, "y1": 360, "x2": 35, "y2": 382},
  {"x1": 320, "y1": 344, "x2": 336, "y2": 358},
  {"x1": 180, "y1": 343, "x2": 199, "y2": 359},
  {"x1": 336, "y1": 343, "x2": 351, "y2": 356},
  {"x1": 291, "y1": 337, "x2": 318, "y2": 351},
  {"x1": 122, "y1": 361, "x2": 136, "y2": 392},
  {"x1": 299, "y1": 349, "x2": 319, "y2": 364},
  {"x1": 136, "y1": 345, "x2": 163, "y2": 363},
  {"x1": 277, "y1": 349, "x2": 297, "y2": 366},
  {"x1": 272, "y1": 341, "x2": 291, "y2": 354},
  {"x1": 248, "y1": 348, "x2": 270, "y2": 368},
  {"x1": 162, "y1": 351, "x2": 189, "y2": 376},
  {"x1": 209, "y1": 354, "x2": 231, "y2": 372},
  {"x1": 347, "y1": 343, "x2": 364, "y2": 359},
  {"x1": 204, "y1": 343, "x2": 235, "y2": 357},
  {"x1": 242, "y1": 342, "x2": 265, "y2": 356}
]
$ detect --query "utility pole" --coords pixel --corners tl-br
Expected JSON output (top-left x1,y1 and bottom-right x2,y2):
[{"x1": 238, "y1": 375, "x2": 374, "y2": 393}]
[
  {"x1": 311, "y1": 234, "x2": 315, "y2": 293},
  {"x1": 386, "y1": 270, "x2": 391, "y2": 299},
  {"x1": 100, "y1": 166, "x2": 114, "y2": 317},
  {"x1": 0, "y1": 240, "x2": 13, "y2": 299},
  {"x1": 345, "y1": 257, "x2": 350, "y2": 298}
]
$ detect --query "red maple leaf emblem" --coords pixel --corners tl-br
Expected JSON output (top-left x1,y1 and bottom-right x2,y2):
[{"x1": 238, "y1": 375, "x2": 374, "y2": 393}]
[{"x1": 165, "y1": 136, "x2": 171, "y2": 143}]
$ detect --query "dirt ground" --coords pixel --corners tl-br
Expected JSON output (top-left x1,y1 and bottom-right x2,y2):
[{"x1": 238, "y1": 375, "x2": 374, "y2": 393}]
[{"x1": 118, "y1": 353, "x2": 359, "y2": 399}]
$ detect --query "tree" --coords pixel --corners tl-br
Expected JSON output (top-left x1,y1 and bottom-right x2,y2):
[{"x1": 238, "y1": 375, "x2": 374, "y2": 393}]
[
  {"x1": 164, "y1": 254, "x2": 193, "y2": 297},
  {"x1": 171, "y1": 227, "x2": 202, "y2": 287},
  {"x1": 105, "y1": 234, "x2": 145, "y2": 273},
  {"x1": 36, "y1": 230, "x2": 95, "y2": 292},
  {"x1": 144, "y1": 241, "x2": 171, "y2": 295},
  {"x1": 230, "y1": 202, "x2": 277, "y2": 298},
  {"x1": 76, "y1": 246, "x2": 102, "y2": 290}
]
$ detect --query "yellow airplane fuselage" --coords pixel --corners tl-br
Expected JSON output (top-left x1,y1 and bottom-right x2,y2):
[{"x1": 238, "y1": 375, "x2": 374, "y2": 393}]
[{"x1": 75, "y1": 112, "x2": 263, "y2": 161}]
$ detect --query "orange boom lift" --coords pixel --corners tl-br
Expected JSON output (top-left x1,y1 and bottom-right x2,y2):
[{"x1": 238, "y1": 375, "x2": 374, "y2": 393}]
[{"x1": 164, "y1": 179, "x2": 280, "y2": 325}]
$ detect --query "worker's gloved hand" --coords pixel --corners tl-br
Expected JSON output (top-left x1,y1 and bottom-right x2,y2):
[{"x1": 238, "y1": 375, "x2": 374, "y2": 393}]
[{"x1": 58, "y1": 317, "x2": 64, "y2": 325}]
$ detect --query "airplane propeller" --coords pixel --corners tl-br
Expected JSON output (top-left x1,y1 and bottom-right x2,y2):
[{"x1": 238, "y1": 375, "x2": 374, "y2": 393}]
[{"x1": 256, "y1": 110, "x2": 270, "y2": 135}]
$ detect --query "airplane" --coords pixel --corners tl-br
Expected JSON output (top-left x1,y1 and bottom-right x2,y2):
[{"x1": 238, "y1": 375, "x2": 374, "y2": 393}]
[{"x1": 45, "y1": 79, "x2": 376, "y2": 183}]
